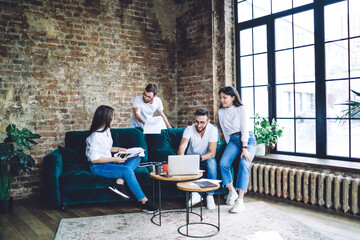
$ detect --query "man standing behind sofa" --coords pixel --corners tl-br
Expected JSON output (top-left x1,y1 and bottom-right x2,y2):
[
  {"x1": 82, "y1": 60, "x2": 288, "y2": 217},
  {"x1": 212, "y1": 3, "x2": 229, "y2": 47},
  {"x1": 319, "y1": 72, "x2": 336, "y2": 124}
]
[
  {"x1": 129, "y1": 83, "x2": 172, "y2": 128},
  {"x1": 177, "y1": 108, "x2": 219, "y2": 210}
]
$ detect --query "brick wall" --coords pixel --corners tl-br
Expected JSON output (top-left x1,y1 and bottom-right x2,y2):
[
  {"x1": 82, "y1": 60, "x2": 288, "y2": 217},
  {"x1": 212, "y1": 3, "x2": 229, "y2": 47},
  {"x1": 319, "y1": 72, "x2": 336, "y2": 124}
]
[
  {"x1": 0, "y1": 0, "x2": 233, "y2": 199},
  {"x1": 176, "y1": 0, "x2": 214, "y2": 126}
]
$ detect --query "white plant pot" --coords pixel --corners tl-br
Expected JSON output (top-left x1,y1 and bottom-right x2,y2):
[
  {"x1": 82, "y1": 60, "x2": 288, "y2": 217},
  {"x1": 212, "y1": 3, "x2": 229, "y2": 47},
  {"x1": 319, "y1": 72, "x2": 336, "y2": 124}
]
[{"x1": 255, "y1": 143, "x2": 266, "y2": 157}]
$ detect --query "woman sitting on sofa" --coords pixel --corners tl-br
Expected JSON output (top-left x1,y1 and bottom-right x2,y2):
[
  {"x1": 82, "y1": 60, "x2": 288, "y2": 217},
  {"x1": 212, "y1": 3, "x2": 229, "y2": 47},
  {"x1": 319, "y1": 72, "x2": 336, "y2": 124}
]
[{"x1": 86, "y1": 105, "x2": 158, "y2": 213}]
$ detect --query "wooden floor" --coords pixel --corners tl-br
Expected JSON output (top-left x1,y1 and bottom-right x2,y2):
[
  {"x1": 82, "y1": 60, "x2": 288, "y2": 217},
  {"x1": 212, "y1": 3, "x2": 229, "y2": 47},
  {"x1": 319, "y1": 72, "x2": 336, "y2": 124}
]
[{"x1": 0, "y1": 194, "x2": 359, "y2": 240}]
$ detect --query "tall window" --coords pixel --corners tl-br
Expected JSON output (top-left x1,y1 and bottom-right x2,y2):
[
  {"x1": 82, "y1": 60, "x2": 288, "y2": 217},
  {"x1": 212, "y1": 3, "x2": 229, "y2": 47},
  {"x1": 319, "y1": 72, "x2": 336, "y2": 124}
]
[{"x1": 235, "y1": 0, "x2": 360, "y2": 161}]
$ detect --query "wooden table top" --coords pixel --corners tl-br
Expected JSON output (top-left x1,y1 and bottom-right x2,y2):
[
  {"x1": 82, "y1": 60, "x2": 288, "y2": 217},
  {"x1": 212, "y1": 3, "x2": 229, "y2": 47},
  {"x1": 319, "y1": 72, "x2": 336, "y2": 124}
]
[
  {"x1": 150, "y1": 171, "x2": 203, "y2": 182},
  {"x1": 176, "y1": 180, "x2": 220, "y2": 192}
]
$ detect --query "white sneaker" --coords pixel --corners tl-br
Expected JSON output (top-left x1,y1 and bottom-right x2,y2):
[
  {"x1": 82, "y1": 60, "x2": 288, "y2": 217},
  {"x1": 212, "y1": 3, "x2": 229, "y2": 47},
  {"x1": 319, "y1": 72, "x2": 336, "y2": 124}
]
[
  {"x1": 206, "y1": 195, "x2": 216, "y2": 210},
  {"x1": 230, "y1": 198, "x2": 245, "y2": 213},
  {"x1": 188, "y1": 192, "x2": 202, "y2": 207},
  {"x1": 225, "y1": 190, "x2": 238, "y2": 206}
]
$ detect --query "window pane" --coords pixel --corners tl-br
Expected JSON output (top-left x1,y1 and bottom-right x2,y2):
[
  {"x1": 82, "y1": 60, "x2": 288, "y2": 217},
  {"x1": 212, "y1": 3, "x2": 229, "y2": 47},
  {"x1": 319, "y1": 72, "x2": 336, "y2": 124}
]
[
  {"x1": 276, "y1": 49, "x2": 293, "y2": 84},
  {"x1": 253, "y1": 25, "x2": 267, "y2": 54},
  {"x1": 241, "y1": 56, "x2": 253, "y2": 87},
  {"x1": 351, "y1": 120, "x2": 360, "y2": 158},
  {"x1": 253, "y1": 0, "x2": 271, "y2": 19},
  {"x1": 350, "y1": 79, "x2": 360, "y2": 109},
  {"x1": 326, "y1": 80, "x2": 348, "y2": 118},
  {"x1": 293, "y1": 0, "x2": 313, "y2": 8},
  {"x1": 325, "y1": 40, "x2": 349, "y2": 80},
  {"x1": 272, "y1": 0, "x2": 292, "y2": 14},
  {"x1": 277, "y1": 84, "x2": 294, "y2": 118},
  {"x1": 349, "y1": 0, "x2": 360, "y2": 37},
  {"x1": 294, "y1": 46, "x2": 315, "y2": 82},
  {"x1": 240, "y1": 29, "x2": 253, "y2": 56},
  {"x1": 324, "y1": 1, "x2": 348, "y2": 41},
  {"x1": 238, "y1": 1, "x2": 253, "y2": 23},
  {"x1": 275, "y1": 16, "x2": 293, "y2": 50},
  {"x1": 241, "y1": 87, "x2": 254, "y2": 117},
  {"x1": 296, "y1": 119, "x2": 315, "y2": 154},
  {"x1": 295, "y1": 83, "x2": 315, "y2": 118},
  {"x1": 254, "y1": 86, "x2": 268, "y2": 117},
  {"x1": 254, "y1": 53, "x2": 268, "y2": 86},
  {"x1": 350, "y1": 38, "x2": 360, "y2": 78},
  {"x1": 277, "y1": 119, "x2": 294, "y2": 152},
  {"x1": 327, "y1": 119, "x2": 349, "y2": 157},
  {"x1": 293, "y1": 10, "x2": 314, "y2": 47}
]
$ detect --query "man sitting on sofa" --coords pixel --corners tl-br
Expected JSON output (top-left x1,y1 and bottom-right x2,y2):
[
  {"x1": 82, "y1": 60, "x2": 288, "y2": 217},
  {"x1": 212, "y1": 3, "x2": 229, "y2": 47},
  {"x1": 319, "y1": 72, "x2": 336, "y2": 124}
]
[{"x1": 177, "y1": 108, "x2": 219, "y2": 210}]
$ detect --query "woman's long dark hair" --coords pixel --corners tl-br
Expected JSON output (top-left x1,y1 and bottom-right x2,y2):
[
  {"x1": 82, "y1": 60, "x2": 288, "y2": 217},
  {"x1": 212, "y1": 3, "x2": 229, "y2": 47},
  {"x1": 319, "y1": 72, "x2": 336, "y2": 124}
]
[
  {"x1": 218, "y1": 86, "x2": 242, "y2": 108},
  {"x1": 89, "y1": 105, "x2": 114, "y2": 134}
]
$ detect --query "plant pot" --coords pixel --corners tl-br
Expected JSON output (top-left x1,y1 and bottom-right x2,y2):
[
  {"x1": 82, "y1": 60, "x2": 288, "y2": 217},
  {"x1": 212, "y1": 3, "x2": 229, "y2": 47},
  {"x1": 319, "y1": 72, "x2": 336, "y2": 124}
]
[
  {"x1": 255, "y1": 143, "x2": 266, "y2": 157},
  {"x1": 0, "y1": 197, "x2": 13, "y2": 213}
]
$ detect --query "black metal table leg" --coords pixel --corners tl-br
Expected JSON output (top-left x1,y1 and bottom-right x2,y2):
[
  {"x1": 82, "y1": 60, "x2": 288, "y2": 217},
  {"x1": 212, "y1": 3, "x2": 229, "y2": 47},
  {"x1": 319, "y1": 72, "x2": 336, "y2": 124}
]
[{"x1": 178, "y1": 190, "x2": 220, "y2": 238}]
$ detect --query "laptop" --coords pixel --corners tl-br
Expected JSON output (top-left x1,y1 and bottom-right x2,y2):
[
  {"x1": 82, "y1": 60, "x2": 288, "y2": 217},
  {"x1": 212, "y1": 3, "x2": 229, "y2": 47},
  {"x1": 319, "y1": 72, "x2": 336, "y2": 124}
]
[{"x1": 168, "y1": 155, "x2": 200, "y2": 176}]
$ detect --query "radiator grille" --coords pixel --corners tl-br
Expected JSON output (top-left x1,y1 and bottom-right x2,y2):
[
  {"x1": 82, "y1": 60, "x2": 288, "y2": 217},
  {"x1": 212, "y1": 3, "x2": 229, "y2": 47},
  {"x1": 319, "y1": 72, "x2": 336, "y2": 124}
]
[{"x1": 248, "y1": 163, "x2": 360, "y2": 215}]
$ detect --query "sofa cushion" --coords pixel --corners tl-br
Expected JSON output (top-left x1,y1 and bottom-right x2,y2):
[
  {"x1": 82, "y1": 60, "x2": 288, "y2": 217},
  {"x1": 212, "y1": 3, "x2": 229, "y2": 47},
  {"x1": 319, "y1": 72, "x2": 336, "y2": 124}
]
[
  {"x1": 58, "y1": 146, "x2": 88, "y2": 171},
  {"x1": 146, "y1": 127, "x2": 186, "y2": 163},
  {"x1": 111, "y1": 128, "x2": 148, "y2": 162}
]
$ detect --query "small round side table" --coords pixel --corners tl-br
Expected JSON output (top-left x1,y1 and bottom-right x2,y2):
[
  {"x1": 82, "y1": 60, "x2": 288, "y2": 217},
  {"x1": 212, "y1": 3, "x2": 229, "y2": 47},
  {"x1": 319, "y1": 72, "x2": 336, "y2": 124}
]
[
  {"x1": 176, "y1": 180, "x2": 221, "y2": 238},
  {"x1": 150, "y1": 171, "x2": 203, "y2": 226}
]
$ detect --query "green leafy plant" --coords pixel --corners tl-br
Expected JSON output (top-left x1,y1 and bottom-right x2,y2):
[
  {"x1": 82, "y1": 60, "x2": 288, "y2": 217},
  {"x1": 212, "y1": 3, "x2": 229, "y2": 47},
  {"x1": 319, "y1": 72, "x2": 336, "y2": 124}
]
[
  {"x1": 0, "y1": 124, "x2": 40, "y2": 200},
  {"x1": 254, "y1": 113, "x2": 284, "y2": 151},
  {"x1": 337, "y1": 89, "x2": 360, "y2": 120}
]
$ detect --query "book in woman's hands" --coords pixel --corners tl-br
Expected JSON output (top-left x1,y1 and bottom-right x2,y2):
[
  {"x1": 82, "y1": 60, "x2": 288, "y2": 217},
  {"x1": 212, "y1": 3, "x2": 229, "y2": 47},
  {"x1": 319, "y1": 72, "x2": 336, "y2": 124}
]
[{"x1": 114, "y1": 147, "x2": 145, "y2": 159}]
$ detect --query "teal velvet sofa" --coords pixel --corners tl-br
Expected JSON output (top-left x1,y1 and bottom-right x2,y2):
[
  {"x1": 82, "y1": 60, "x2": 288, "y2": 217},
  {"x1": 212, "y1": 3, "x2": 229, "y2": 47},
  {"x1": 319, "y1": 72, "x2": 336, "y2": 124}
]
[{"x1": 42, "y1": 127, "x2": 226, "y2": 210}]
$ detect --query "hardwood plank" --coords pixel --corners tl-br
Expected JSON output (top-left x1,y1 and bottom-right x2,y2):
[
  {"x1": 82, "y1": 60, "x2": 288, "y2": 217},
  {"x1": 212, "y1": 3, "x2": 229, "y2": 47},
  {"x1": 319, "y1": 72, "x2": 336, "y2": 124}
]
[
  {"x1": 0, "y1": 211, "x2": 35, "y2": 240},
  {"x1": 26, "y1": 206, "x2": 59, "y2": 233},
  {"x1": 15, "y1": 206, "x2": 54, "y2": 240}
]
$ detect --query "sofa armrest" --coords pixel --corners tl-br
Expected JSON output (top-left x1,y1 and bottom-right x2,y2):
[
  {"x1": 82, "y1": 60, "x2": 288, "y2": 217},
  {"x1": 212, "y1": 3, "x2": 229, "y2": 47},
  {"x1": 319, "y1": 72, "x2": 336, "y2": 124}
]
[{"x1": 42, "y1": 149, "x2": 63, "y2": 208}]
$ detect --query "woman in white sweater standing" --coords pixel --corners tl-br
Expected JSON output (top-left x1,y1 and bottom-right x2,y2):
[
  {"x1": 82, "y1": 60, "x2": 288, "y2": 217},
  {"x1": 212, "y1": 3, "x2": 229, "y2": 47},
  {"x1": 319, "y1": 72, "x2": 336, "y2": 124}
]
[
  {"x1": 86, "y1": 105, "x2": 158, "y2": 213},
  {"x1": 218, "y1": 86, "x2": 256, "y2": 213}
]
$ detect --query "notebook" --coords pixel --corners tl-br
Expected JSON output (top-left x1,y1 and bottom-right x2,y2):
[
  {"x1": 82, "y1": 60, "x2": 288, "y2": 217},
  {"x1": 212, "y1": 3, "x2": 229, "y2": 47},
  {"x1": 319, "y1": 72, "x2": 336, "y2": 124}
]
[{"x1": 168, "y1": 155, "x2": 200, "y2": 176}]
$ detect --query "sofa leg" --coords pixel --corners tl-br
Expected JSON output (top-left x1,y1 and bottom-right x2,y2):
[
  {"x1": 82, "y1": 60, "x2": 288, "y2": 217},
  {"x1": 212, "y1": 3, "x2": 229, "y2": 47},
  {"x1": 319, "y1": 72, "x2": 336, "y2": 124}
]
[{"x1": 61, "y1": 204, "x2": 67, "y2": 212}]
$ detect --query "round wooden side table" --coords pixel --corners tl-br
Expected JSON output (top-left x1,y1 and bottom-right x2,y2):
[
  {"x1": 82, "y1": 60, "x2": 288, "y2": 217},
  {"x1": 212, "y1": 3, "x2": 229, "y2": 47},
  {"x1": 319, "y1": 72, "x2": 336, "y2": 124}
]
[
  {"x1": 150, "y1": 171, "x2": 203, "y2": 226},
  {"x1": 176, "y1": 180, "x2": 221, "y2": 238}
]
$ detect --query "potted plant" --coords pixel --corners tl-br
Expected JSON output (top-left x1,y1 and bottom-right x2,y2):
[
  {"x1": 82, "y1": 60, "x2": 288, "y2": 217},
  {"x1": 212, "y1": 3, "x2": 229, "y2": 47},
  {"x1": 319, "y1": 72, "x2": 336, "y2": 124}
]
[
  {"x1": 254, "y1": 113, "x2": 284, "y2": 156},
  {"x1": 337, "y1": 89, "x2": 360, "y2": 120},
  {"x1": 0, "y1": 124, "x2": 40, "y2": 213}
]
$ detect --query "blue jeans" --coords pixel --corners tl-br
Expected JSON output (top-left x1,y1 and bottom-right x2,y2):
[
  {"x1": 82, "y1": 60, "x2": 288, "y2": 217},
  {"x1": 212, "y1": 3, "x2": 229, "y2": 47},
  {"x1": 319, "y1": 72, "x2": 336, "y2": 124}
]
[
  {"x1": 200, "y1": 157, "x2": 217, "y2": 195},
  {"x1": 90, "y1": 157, "x2": 146, "y2": 201},
  {"x1": 219, "y1": 132, "x2": 256, "y2": 191}
]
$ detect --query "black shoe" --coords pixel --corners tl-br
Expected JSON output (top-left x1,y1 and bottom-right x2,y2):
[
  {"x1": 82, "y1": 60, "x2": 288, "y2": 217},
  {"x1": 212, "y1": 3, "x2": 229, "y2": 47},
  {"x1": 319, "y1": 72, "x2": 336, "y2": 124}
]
[
  {"x1": 142, "y1": 200, "x2": 158, "y2": 214},
  {"x1": 108, "y1": 184, "x2": 130, "y2": 199}
]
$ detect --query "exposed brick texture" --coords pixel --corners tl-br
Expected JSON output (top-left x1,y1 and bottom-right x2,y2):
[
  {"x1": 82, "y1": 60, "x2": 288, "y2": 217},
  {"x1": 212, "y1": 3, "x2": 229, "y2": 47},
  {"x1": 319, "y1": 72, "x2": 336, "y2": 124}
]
[{"x1": 0, "y1": 0, "x2": 233, "y2": 199}]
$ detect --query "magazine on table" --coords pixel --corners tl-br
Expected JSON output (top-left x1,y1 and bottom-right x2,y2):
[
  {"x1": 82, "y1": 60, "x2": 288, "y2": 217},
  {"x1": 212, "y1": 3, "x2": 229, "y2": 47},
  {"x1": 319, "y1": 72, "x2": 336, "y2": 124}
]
[
  {"x1": 114, "y1": 147, "x2": 145, "y2": 159},
  {"x1": 192, "y1": 179, "x2": 222, "y2": 188}
]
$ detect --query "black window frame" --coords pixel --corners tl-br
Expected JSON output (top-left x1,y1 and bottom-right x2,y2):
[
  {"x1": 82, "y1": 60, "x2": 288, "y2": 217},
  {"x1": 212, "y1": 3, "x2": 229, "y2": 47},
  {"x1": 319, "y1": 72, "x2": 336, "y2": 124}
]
[{"x1": 234, "y1": 0, "x2": 360, "y2": 162}]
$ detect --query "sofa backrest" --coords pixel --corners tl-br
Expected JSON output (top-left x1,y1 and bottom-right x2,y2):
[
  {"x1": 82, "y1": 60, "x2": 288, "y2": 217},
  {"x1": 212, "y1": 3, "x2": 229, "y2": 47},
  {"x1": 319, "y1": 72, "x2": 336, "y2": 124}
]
[
  {"x1": 64, "y1": 127, "x2": 148, "y2": 166},
  {"x1": 146, "y1": 126, "x2": 226, "y2": 163},
  {"x1": 145, "y1": 127, "x2": 186, "y2": 163}
]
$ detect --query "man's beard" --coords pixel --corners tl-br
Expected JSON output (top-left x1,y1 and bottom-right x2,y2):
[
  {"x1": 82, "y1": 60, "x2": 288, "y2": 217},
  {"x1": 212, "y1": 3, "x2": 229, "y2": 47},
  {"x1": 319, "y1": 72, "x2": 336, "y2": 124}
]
[
  {"x1": 143, "y1": 97, "x2": 151, "y2": 103},
  {"x1": 196, "y1": 124, "x2": 207, "y2": 133}
]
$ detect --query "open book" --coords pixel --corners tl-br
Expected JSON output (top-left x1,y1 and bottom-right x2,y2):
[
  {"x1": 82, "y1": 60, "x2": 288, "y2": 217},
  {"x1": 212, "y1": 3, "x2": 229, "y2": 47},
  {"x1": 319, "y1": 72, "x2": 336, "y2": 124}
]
[{"x1": 114, "y1": 147, "x2": 145, "y2": 159}]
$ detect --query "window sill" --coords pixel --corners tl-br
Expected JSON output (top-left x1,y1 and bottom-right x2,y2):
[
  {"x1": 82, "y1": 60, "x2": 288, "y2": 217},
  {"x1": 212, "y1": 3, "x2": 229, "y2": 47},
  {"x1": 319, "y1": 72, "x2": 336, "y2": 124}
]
[{"x1": 254, "y1": 154, "x2": 360, "y2": 173}]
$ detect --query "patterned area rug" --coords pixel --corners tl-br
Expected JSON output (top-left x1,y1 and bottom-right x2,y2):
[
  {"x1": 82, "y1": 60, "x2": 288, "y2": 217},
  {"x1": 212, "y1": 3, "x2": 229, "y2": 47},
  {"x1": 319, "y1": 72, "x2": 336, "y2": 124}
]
[{"x1": 54, "y1": 201, "x2": 331, "y2": 240}]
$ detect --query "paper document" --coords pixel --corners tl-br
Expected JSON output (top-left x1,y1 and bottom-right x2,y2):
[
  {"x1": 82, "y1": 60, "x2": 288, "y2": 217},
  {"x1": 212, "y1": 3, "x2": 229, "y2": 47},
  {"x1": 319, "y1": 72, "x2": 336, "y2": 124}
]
[
  {"x1": 143, "y1": 116, "x2": 166, "y2": 134},
  {"x1": 114, "y1": 147, "x2": 145, "y2": 159}
]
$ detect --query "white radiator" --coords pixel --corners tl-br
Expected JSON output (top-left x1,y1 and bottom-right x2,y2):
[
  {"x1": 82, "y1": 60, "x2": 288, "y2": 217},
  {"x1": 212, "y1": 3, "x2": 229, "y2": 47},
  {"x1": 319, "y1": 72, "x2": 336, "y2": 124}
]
[{"x1": 248, "y1": 163, "x2": 360, "y2": 215}]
